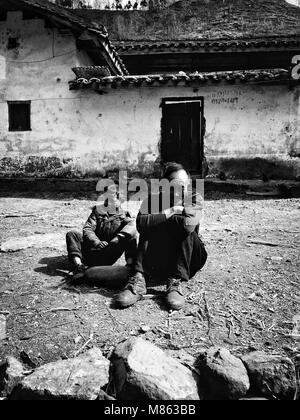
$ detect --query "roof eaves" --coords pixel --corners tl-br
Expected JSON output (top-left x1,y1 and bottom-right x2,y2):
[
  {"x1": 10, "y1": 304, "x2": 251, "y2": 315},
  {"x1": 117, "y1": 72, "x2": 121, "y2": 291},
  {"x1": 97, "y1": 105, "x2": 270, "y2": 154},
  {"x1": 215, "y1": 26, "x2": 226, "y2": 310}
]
[
  {"x1": 69, "y1": 69, "x2": 293, "y2": 90},
  {"x1": 115, "y1": 36, "x2": 300, "y2": 53}
]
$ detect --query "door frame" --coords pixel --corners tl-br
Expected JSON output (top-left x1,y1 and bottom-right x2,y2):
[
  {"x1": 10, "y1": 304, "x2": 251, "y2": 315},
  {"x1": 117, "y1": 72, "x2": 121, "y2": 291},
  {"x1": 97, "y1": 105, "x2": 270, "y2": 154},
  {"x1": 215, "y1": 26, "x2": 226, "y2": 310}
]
[{"x1": 160, "y1": 96, "x2": 205, "y2": 174}]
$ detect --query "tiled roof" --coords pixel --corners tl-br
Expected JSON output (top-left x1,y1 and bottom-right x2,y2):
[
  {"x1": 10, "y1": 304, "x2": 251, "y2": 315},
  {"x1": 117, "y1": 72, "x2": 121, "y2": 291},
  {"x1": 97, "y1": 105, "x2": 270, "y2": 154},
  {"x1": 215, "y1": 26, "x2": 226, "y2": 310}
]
[
  {"x1": 115, "y1": 36, "x2": 300, "y2": 53},
  {"x1": 76, "y1": 0, "x2": 300, "y2": 43},
  {"x1": 13, "y1": 0, "x2": 128, "y2": 75},
  {"x1": 72, "y1": 66, "x2": 111, "y2": 79},
  {"x1": 69, "y1": 69, "x2": 292, "y2": 90}
]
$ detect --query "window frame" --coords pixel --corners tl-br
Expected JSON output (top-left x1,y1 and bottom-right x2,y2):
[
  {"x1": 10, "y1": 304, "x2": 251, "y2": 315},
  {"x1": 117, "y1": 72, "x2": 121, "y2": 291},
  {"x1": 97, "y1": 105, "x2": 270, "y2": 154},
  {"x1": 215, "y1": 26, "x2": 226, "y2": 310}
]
[{"x1": 8, "y1": 100, "x2": 32, "y2": 132}]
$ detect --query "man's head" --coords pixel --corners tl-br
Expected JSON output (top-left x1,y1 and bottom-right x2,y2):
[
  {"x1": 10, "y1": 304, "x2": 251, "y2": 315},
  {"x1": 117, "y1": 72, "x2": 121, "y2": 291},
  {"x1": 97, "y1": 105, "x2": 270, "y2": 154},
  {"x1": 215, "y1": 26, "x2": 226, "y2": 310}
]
[
  {"x1": 163, "y1": 162, "x2": 190, "y2": 204},
  {"x1": 163, "y1": 162, "x2": 189, "y2": 184},
  {"x1": 103, "y1": 184, "x2": 121, "y2": 212}
]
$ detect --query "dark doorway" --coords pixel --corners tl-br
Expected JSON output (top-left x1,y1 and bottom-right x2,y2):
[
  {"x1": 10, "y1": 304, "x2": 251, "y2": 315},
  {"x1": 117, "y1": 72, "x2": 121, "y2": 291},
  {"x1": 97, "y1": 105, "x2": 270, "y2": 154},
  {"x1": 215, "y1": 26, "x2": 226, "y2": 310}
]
[{"x1": 161, "y1": 97, "x2": 204, "y2": 173}]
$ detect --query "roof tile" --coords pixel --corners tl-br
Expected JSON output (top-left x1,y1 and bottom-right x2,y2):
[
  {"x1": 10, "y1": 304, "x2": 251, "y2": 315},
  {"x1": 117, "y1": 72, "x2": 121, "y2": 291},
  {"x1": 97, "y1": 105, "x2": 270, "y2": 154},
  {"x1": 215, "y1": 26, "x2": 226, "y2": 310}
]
[{"x1": 69, "y1": 68, "x2": 294, "y2": 90}]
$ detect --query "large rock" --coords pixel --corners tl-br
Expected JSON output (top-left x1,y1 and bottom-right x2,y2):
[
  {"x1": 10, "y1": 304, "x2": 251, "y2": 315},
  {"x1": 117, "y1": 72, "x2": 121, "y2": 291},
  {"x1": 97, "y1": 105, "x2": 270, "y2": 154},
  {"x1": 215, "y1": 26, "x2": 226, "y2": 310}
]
[
  {"x1": 109, "y1": 337, "x2": 200, "y2": 400},
  {"x1": 0, "y1": 357, "x2": 27, "y2": 397},
  {"x1": 0, "y1": 233, "x2": 65, "y2": 253},
  {"x1": 12, "y1": 348, "x2": 110, "y2": 400},
  {"x1": 196, "y1": 347, "x2": 250, "y2": 400},
  {"x1": 241, "y1": 351, "x2": 296, "y2": 400}
]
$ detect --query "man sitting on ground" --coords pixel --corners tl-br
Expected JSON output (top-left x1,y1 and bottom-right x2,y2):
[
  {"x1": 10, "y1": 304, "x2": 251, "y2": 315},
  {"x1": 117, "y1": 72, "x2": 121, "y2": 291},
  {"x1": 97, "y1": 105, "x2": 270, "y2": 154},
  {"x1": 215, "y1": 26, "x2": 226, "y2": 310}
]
[
  {"x1": 114, "y1": 162, "x2": 207, "y2": 311},
  {"x1": 66, "y1": 191, "x2": 137, "y2": 275}
]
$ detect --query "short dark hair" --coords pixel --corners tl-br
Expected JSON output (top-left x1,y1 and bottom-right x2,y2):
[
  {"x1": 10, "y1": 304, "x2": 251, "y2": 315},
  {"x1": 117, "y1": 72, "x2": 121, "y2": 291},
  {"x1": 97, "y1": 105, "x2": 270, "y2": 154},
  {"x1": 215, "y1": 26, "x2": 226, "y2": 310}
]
[{"x1": 163, "y1": 162, "x2": 188, "y2": 180}]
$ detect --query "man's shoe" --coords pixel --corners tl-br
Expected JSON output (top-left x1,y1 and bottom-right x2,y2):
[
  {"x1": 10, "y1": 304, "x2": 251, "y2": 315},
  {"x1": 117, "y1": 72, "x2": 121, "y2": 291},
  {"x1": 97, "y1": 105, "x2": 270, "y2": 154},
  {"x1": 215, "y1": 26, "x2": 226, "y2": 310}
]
[
  {"x1": 166, "y1": 278, "x2": 185, "y2": 311},
  {"x1": 114, "y1": 272, "x2": 147, "y2": 308},
  {"x1": 71, "y1": 264, "x2": 87, "y2": 285},
  {"x1": 73, "y1": 264, "x2": 87, "y2": 275}
]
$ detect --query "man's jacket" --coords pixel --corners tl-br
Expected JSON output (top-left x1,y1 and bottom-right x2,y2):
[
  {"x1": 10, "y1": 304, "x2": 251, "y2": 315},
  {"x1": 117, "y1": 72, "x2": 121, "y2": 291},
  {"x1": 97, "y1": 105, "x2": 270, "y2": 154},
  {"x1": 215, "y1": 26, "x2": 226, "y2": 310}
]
[
  {"x1": 83, "y1": 205, "x2": 136, "y2": 248},
  {"x1": 137, "y1": 191, "x2": 203, "y2": 238}
]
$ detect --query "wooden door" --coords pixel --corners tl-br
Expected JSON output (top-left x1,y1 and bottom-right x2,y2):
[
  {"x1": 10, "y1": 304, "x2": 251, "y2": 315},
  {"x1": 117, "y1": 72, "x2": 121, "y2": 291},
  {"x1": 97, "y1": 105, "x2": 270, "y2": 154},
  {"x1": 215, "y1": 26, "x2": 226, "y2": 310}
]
[{"x1": 161, "y1": 98, "x2": 204, "y2": 173}]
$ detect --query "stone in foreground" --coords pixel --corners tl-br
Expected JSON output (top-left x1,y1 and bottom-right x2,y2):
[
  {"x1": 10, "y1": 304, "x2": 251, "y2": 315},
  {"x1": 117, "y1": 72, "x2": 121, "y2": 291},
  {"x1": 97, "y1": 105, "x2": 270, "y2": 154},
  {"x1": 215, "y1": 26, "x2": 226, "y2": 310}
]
[
  {"x1": 13, "y1": 348, "x2": 110, "y2": 400},
  {"x1": 196, "y1": 347, "x2": 250, "y2": 400},
  {"x1": 242, "y1": 351, "x2": 296, "y2": 400},
  {"x1": 0, "y1": 357, "x2": 27, "y2": 397},
  {"x1": 0, "y1": 233, "x2": 66, "y2": 253},
  {"x1": 109, "y1": 337, "x2": 200, "y2": 400}
]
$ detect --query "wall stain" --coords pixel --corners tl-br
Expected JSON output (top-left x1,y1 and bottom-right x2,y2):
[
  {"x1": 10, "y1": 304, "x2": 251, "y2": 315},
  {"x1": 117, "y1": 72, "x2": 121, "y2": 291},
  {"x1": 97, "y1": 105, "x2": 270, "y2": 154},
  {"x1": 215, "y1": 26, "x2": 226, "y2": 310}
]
[{"x1": 0, "y1": 152, "x2": 161, "y2": 179}]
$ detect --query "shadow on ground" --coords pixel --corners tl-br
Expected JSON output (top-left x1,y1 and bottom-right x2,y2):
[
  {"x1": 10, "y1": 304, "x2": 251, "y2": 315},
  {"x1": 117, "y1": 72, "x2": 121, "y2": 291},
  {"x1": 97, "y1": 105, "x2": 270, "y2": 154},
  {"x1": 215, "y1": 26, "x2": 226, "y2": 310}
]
[
  {"x1": 35, "y1": 256, "x2": 70, "y2": 277},
  {"x1": 34, "y1": 254, "x2": 171, "y2": 312}
]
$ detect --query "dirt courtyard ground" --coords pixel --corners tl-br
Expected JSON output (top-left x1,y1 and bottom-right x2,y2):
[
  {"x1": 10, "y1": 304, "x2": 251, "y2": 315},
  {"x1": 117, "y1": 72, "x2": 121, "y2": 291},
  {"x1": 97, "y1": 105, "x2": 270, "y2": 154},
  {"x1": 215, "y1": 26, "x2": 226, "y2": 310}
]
[{"x1": 0, "y1": 191, "x2": 299, "y2": 373}]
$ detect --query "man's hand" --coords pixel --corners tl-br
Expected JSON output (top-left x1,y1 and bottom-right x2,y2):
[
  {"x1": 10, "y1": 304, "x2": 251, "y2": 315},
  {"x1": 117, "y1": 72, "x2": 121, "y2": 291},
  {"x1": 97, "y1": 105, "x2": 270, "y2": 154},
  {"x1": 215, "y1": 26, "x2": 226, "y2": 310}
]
[
  {"x1": 110, "y1": 233, "x2": 127, "y2": 245},
  {"x1": 97, "y1": 241, "x2": 109, "y2": 249},
  {"x1": 164, "y1": 206, "x2": 184, "y2": 219}
]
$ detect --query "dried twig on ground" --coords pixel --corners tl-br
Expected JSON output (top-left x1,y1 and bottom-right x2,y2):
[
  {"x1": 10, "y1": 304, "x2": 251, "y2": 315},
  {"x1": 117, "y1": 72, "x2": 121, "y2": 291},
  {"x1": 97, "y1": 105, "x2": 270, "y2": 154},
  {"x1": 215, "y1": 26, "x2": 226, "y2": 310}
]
[
  {"x1": 74, "y1": 333, "x2": 94, "y2": 357},
  {"x1": 228, "y1": 310, "x2": 241, "y2": 323},
  {"x1": 15, "y1": 312, "x2": 35, "y2": 317},
  {"x1": 203, "y1": 293, "x2": 212, "y2": 325},
  {"x1": 267, "y1": 322, "x2": 276, "y2": 331},
  {"x1": 203, "y1": 292, "x2": 214, "y2": 343},
  {"x1": 171, "y1": 315, "x2": 195, "y2": 321},
  {"x1": 246, "y1": 240, "x2": 280, "y2": 247},
  {"x1": 181, "y1": 361, "x2": 201, "y2": 378},
  {"x1": 106, "y1": 307, "x2": 125, "y2": 327},
  {"x1": 265, "y1": 383, "x2": 279, "y2": 400},
  {"x1": 42, "y1": 307, "x2": 79, "y2": 314},
  {"x1": 282, "y1": 230, "x2": 300, "y2": 234},
  {"x1": 153, "y1": 327, "x2": 172, "y2": 340},
  {"x1": 226, "y1": 318, "x2": 234, "y2": 339},
  {"x1": 47, "y1": 321, "x2": 73, "y2": 330},
  {"x1": 2, "y1": 213, "x2": 37, "y2": 218},
  {"x1": 19, "y1": 333, "x2": 40, "y2": 341}
]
